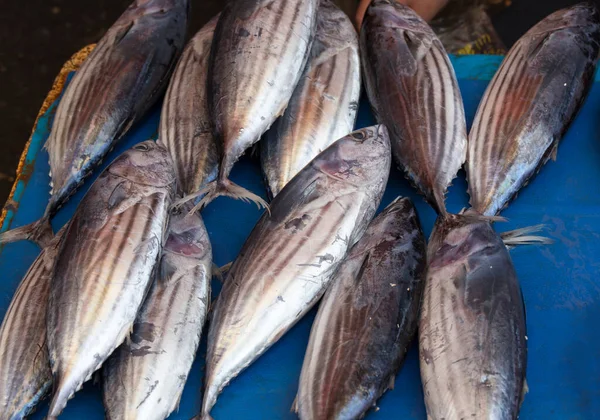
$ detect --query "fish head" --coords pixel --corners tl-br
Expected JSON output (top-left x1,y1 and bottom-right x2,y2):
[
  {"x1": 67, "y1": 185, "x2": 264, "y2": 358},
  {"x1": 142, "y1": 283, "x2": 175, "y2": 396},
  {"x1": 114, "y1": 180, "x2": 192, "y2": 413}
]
[
  {"x1": 363, "y1": 0, "x2": 435, "y2": 72},
  {"x1": 108, "y1": 140, "x2": 176, "y2": 187},
  {"x1": 118, "y1": 0, "x2": 190, "y2": 27},
  {"x1": 312, "y1": 125, "x2": 391, "y2": 187},
  {"x1": 164, "y1": 206, "x2": 211, "y2": 259}
]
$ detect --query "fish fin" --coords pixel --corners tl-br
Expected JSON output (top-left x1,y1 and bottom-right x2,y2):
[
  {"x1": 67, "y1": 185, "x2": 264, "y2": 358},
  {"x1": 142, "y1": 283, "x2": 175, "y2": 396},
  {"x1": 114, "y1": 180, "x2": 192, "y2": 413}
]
[
  {"x1": 0, "y1": 216, "x2": 53, "y2": 248},
  {"x1": 112, "y1": 21, "x2": 134, "y2": 46},
  {"x1": 520, "y1": 378, "x2": 529, "y2": 408},
  {"x1": 291, "y1": 395, "x2": 299, "y2": 413},
  {"x1": 388, "y1": 375, "x2": 395, "y2": 390},
  {"x1": 550, "y1": 140, "x2": 559, "y2": 162},
  {"x1": 175, "y1": 179, "x2": 269, "y2": 214},
  {"x1": 501, "y1": 224, "x2": 553, "y2": 248},
  {"x1": 214, "y1": 261, "x2": 233, "y2": 282}
]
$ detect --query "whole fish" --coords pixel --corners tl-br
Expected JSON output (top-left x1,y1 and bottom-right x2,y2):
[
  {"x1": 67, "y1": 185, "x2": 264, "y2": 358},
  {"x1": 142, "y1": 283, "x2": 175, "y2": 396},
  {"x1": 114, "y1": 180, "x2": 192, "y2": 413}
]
[
  {"x1": 201, "y1": 125, "x2": 391, "y2": 419},
  {"x1": 0, "y1": 0, "x2": 188, "y2": 248},
  {"x1": 419, "y1": 213, "x2": 527, "y2": 420},
  {"x1": 103, "y1": 203, "x2": 211, "y2": 420},
  {"x1": 191, "y1": 0, "x2": 319, "y2": 210},
  {"x1": 295, "y1": 197, "x2": 426, "y2": 420},
  {"x1": 467, "y1": 3, "x2": 600, "y2": 216},
  {"x1": 0, "y1": 229, "x2": 64, "y2": 420},
  {"x1": 260, "y1": 0, "x2": 361, "y2": 198},
  {"x1": 159, "y1": 15, "x2": 219, "y2": 197},
  {"x1": 46, "y1": 140, "x2": 175, "y2": 417},
  {"x1": 360, "y1": 0, "x2": 467, "y2": 215}
]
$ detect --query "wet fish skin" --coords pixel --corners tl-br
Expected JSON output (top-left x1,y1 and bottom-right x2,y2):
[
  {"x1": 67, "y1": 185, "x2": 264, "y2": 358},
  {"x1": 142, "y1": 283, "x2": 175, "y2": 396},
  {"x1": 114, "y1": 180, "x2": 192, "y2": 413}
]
[
  {"x1": 261, "y1": 0, "x2": 361, "y2": 198},
  {"x1": 201, "y1": 125, "x2": 391, "y2": 419},
  {"x1": 295, "y1": 197, "x2": 426, "y2": 420},
  {"x1": 103, "y1": 203, "x2": 211, "y2": 420},
  {"x1": 0, "y1": 230, "x2": 64, "y2": 420},
  {"x1": 419, "y1": 213, "x2": 527, "y2": 420},
  {"x1": 0, "y1": 0, "x2": 188, "y2": 248},
  {"x1": 360, "y1": 0, "x2": 467, "y2": 215},
  {"x1": 159, "y1": 15, "x2": 219, "y2": 197},
  {"x1": 467, "y1": 3, "x2": 600, "y2": 216},
  {"x1": 198, "y1": 0, "x2": 319, "y2": 208},
  {"x1": 46, "y1": 140, "x2": 175, "y2": 417}
]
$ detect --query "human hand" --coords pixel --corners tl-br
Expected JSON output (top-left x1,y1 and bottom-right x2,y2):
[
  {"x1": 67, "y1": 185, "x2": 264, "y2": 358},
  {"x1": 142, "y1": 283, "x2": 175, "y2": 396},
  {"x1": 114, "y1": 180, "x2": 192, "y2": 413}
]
[{"x1": 355, "y1": 0, "x2": 450, "y2": 29}]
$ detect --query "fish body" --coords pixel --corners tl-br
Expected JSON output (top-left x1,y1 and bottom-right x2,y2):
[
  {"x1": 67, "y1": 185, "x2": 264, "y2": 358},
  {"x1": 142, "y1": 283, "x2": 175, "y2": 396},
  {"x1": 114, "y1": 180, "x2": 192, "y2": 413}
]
[
  {"x1": 0, "y1": 230, "x2": 64, "y2": 420},
  {"x1": 201, "y1": 125, "x2": 391, "y2": 418},
  {"x1": 360, "y1": 0, "x2": 467, "y2": 214},
  {"x1": 419, "y1": 213, "x2": 527, "y2": 420},
  {"x1": 261, "y1": 0, "x2": 361, "y2": 198},
  {"x1": 0, "y1": 0, "x2": 188, "y2": 248},
  {"x1": 103, "y1": 204, "x2": 211, "y2": 420},
  {"x1": 198, "y1": 0, "x2": 319, "y2": 208},
  {"x1": 159, "y1": 15, "x2": 219, "y2": 197},
  {"x1": 295, "y1": 197, "x2": 426, "y2": 420},
  {"x1": 467, "y1": 3, "x2": 600, "y2": 216},
  {"x1": 46, "y1": 140, "x2": 175, "y2": 416}
]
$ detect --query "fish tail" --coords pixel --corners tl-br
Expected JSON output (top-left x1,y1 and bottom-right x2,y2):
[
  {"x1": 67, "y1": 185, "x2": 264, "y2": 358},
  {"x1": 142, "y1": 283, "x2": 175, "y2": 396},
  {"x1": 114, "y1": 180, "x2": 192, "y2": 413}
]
[
  {"x1": 177, "y1": 178, "x2": 269, "y2": 214},
  {"x1": 501, "y1": 224, "x2": 553, "y2": 247},
  {"x1": 0, "y1": 216, "x2": 53, "y2": 248}
]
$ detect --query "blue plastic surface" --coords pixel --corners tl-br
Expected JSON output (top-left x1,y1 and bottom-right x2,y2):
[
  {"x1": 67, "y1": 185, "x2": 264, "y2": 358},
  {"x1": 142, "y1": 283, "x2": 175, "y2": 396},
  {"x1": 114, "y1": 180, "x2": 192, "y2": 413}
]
[{"x1": 1, "y1": 55, "x2": 599, "y2": 419}]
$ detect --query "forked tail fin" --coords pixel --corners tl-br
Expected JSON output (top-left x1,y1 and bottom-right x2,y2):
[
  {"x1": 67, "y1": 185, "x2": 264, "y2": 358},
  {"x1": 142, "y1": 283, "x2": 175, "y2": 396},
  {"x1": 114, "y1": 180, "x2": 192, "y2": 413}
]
[
  {"x1": 501, "y1": 224, "x2": 553, "y2": 247},
  {"x1": 0, "y1": 217, "x2": 54, "y2": 248},
  {"x1": 172, "y1": 178, "x2": 269, "y2": 214}
]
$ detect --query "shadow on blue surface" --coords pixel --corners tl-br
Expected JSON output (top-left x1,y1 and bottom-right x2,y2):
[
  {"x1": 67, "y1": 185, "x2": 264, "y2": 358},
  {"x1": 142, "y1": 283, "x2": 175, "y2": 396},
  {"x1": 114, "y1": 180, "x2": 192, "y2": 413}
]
[{"x1": 1, "y1": 56, "x2": 600, "y2": 418}]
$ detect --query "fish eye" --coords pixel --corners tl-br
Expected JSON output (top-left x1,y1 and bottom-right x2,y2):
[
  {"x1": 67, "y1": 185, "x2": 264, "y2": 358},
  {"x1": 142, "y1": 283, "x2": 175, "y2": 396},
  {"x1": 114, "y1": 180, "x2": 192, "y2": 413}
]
[
  {"x1": 134, "y1": 143, "x2": 150, "y2": 151},
  {"x1": 352, "y1": 131, "x2": 366, "y2": 140}
]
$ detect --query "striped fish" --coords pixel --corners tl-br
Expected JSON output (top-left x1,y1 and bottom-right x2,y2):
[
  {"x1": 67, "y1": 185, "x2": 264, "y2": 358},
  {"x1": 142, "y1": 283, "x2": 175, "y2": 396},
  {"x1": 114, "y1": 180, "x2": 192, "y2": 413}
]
[
  {"x1": 103, "y1": 203, "x2": 211, "y2": 420},
  {"x1": 46, "y1": 140, "x2": 175, "y2": 417},
  {"x1": 189, "y1": 0, "x2": 319, "y2": 210},
  {"x1": 201, "y1": 125, "x2": 391, "y2": 419},
  {"x1": 0, "y1": 0, "x2": 188, "y2": 248},
  {"x1": 260, "y1": 0, "x2": 361, "y2": 198},
  {"x1": 467, "y1": 3, "x2": 600, "y2": 216},
  {"x1": 0, "y1": 229, "x2": 64, "y2": 420},
  {"x1": 158, "y1": 15, "x2": 219, "y2": 197},
  {"x1": 360, "y1": 0, "x2": 467, "y2": 215},
  {"x1": 295, "y1": 197, "x2": 426, "y2": 420},
  {"x1": 419, "y1": 213, "x2": 527, "y2": 419}
]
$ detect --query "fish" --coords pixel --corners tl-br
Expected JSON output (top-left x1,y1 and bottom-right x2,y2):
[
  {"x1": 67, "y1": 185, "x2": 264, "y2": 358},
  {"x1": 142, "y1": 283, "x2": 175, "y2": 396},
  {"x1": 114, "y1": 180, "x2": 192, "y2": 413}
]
[
  {"x1": 0, "y1": 0, "x2": 188, "y2": 248},
  {"x1": 467, "y1": 2, "x2": 600, "y2": 216},
  {"x1": 0, "y1": 229, "x2": 64, "y2": 420},
  {"x1": 260, "y1": 0, "x2": 361, "y2": 198},
  {"x1": 201, "y1": 125, "x2": 391, "y2": 419},
  {"x1": 187, "y1": 0, "x2": 319, "y2": 210},
  {"x1": 45, "y1": 140, "x2": 175, "y2": 417},
  {"x1": 294, "y1": 196, "x2": 426, "y2": 420},
  {"x1": 103, "y1": 203, "x2": 212, "y2": 420},
  {"x1": 158, "y1": 15, "x2": 220, "y2": 197},
  {"x1": 360, "y1": 0, "x2": 467, "y2": 215},
  {"x1": 419, "y1": 212, "x2": 527, "y2": 420}
]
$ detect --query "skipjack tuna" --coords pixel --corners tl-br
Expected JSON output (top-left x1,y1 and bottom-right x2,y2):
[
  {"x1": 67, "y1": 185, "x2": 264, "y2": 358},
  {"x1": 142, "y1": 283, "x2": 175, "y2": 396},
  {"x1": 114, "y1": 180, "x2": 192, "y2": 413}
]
[
  {"x1": 188, "y1": 0, "x2": 319, "y2": 210},
  {"x1": 0, "y1": 0, "x2": 188, "y2": 248},
  {"x1": 420, "y1": 213, "x2": 530, "y2": 420},
  {"x1": 159, "y1": 15, "x2": 219, "y2": 197},
  {"x1": 0, "y1": 229, "x2": 64, "y2": 420},
  {"x1": 467, "y1": 3, "x2": 600, "y2": 216},
  {"x1": 103, "y1": 204, "x2": 211, "y2": 420},
  {"x1": 295, "y1": 197, "x2": 426, "y2": 420},
  {"x1": 360, "y1": 0, "x2": 467, "y2": 215},
  {"x1": 261, "y1": 0, "x2": 361, "y2": 198},
  {"x1": 200, "y1": 125, "x2": 391, "y2": 419},
  {"x1": 46, "y1": 141, "x2": 175, "y2": 417}
]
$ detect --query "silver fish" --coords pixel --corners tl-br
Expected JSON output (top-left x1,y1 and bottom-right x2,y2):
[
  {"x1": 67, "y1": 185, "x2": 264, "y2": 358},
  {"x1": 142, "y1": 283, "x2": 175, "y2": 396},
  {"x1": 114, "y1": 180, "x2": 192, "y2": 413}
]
[
  {"x1": 0, "y1": 229, "x2": 64, "y2": 420},
  {"x1": 201, "y1": 125, "x2": 391, "y2": 419},
  {"x1": 46, "y1": 140, "x2": 175, "y2": 417},
  {"x1": 295, "y1": 197, "x2": 426, "y2": 420},
  {"x1": 158, "y1": 15, "x2": 219, "y2": 197},
  {"x1": 467, "y1": 3, "x2": 600, "y2": 216},
  {"x1": 419, "y1": 213, "x2": 527, "y2": 420},
  {"x1": 0, "y1": 0, "x2": 188, "y2": 248},
  {"x1": 103, "y1": 203, "x2": 211, "y2": 420},
  {"x1": 192, "y1": 0, "x2": 319, "y2": 210},
  {"x1": 260, "y1": 0, "x2": 361, "y2": 198},
  {"x1": 360, "y1": 0, "x2": 467, "y2": 215}
]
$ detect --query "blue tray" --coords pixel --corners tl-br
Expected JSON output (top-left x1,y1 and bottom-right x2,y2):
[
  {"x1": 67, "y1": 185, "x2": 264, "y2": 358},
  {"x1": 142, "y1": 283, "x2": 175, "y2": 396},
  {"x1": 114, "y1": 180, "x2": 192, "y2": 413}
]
[{"x1": 1, "y1": 55, "x2": 599, "y2": 419}]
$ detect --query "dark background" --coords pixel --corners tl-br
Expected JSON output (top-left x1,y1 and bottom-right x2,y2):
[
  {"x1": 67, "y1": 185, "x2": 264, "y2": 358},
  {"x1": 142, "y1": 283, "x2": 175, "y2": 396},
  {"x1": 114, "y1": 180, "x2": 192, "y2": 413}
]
[{"x1": 0, "y1": 0, "x2": 597, "y2": 203}]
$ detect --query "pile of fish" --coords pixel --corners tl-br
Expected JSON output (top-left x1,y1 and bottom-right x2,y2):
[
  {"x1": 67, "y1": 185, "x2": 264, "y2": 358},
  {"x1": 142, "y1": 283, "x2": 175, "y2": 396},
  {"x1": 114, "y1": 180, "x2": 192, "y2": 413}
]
[{"x1": 0, "y1": 0, "x2": 598, "y2": 419}]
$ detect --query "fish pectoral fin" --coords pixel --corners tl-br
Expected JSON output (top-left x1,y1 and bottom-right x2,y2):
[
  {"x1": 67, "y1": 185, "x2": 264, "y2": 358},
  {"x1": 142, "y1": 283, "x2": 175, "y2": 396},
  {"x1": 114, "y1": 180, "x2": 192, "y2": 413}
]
[
  {"x1": 112, "y1": 21, "x2": 134, "y2": 46},
  {"x1": 388, "y1": 375, "x2": 396, "y2": 390}
]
